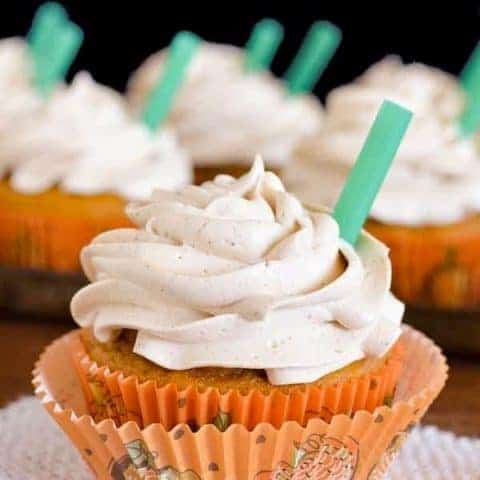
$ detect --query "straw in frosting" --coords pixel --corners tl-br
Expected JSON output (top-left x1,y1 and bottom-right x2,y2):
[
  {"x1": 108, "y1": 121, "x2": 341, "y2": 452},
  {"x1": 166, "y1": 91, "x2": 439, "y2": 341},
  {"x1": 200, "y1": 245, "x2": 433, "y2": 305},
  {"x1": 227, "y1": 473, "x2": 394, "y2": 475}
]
[
  {"x1": 245, "y1": 18, "x2": 284, "y2": 72},
  {"x1": 459, "y1": 42, "x2": 480, "y2": 136},
  {"x1": 142, "y1": 31, "x2": 200, "y2": 131},
  {"x1": 333, "y1": 100, "x2": 412, "y2": 244},
  {"x1": 27, "y1": 2, "x2": 83, "y2": 96},
  {"x1": 28, "y1": 2, "x2": 67, "y2": 61},
  {"x1": 284, "y1": 21, "x2": 342, "y2": 94},
  {"x1": 36, "y1": 21, "x2": 84, "y2": 96}
]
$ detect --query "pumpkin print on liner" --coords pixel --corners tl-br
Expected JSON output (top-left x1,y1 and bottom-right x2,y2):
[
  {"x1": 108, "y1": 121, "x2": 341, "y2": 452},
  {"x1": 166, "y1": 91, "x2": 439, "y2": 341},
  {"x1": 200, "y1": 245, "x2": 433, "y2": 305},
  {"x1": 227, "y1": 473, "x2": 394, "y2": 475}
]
[
  {"x1": 212, "y1": 410, "x2": 231, "y2": 432},
  {"x1": 426, "y1": 248, "x2": 470, "y2": 309},
  {"x1": 109, "y1": 438, "x2": 202, "y2": 480},
  {"x1": 255, "y1": 433, "x2": 359, "y2": 480}
]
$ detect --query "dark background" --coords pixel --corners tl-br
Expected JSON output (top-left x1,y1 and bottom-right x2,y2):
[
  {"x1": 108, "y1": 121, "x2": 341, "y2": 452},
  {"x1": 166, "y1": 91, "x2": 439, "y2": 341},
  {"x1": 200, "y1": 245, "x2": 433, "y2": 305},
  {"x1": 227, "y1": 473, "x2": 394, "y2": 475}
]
[{"x1": 2, "y1": 1, "x2": 480, "y2": 98}]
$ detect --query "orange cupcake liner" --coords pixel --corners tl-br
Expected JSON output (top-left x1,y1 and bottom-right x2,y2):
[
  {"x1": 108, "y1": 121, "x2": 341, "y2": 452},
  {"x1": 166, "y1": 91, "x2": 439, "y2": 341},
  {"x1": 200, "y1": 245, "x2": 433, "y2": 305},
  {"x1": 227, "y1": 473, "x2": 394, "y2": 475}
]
[
  {"x1": 367, "y1": 217, "x2": 480, "y2": 311},
  {"x1": 67, "y1": 331, "x2": 404, "y2": 431},
  {"x1": 0, "y1": 188, "x2": 130, "y2": 273},
  {"x1": 0, "y1": 208, "x2": 130, "y2": 273},
  {"x1": 33, "y1": 326, "x2": 447, "y2": 479}
]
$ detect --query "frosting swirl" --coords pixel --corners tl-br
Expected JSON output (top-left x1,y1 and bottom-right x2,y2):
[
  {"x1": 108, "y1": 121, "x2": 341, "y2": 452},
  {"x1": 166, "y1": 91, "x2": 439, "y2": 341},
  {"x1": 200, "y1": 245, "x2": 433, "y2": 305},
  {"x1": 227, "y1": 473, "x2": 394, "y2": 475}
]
[
  {"x1": 127, "y1": 43, "x2": 323, "y2": 167},
  {"x1": 0, "y1": 71, "x2": 191, "y2": 200},
  {"x1": 71, "y1": 158, "x2": 403, "y2": 385},
  {"x1": 283, "y1": 56, "x2": 480, "y2": 226},
  {"x1": 0, "y1": 38, "x2": 43, "y2": 144},
  {"x1": 0, "y1": 38, "x2": 32, "y2": 88}
]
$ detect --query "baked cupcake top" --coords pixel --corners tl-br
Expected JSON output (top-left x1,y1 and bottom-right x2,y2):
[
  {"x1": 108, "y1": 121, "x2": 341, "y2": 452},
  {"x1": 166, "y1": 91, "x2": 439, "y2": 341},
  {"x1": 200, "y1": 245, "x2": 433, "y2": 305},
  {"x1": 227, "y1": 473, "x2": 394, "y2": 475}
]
[
  {"x1": 0, "y1": 71, "x2": 191, "y2": 200},
  {"x1": 284, "y1": 56, "x2": 480, "y2": 226},
  {"x1": 71, "y1": 157, "x2": 403, "y2": 386},
  {"x1": 127, "y1": 42, "x2": 323, "y2": 168}
]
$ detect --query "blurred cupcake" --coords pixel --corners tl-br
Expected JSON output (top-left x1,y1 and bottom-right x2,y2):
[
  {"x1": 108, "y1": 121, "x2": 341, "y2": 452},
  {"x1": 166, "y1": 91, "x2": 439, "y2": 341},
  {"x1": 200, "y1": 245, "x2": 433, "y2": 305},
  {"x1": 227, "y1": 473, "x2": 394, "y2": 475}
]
[
  {"x1": 68, "y1": 157, "x2": 405, "y2": 430},
  {"x1": 283, "y1": 56, "x2": 480, "y2": 317},
  {"x1": 0, "y1": 72, "x2": 191, "y2": 313},
  {"x1": 2, "y1": 72, "x2": 190, "y2": 199},
  {"x1": 127, "y1": 16, "x2": 344, "y2": 183},
  {"x1": 0, "y1": 6, "x2": 192, "y2": 316},
  {"x1": 128, "y1": 42, "x2": 323, "y2": 182}
]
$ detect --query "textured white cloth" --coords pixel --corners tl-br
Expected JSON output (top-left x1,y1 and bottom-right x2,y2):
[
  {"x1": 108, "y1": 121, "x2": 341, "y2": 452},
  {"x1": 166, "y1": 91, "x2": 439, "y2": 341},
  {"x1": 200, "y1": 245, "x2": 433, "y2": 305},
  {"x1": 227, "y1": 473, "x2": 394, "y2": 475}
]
[{"x1": 0, "y1": 397, "x2": 478, "y2": 480}]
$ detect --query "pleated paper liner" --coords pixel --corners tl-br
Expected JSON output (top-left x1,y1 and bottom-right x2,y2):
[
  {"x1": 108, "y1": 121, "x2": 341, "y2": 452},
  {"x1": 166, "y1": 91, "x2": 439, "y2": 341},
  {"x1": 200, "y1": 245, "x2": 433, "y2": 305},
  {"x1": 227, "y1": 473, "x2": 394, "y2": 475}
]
[
  {"x1": 33, "y1": 326, "x2": 447, "y2": 480},
  {"x1": 68, "y1": 330, "x2": 404, "y2": 431},
  {"x1": 366, "y1": 216, "x2": 480, "y2": 311},
  {"x1": 0, "y1": 180, "x2": 130, "y2": 272}
]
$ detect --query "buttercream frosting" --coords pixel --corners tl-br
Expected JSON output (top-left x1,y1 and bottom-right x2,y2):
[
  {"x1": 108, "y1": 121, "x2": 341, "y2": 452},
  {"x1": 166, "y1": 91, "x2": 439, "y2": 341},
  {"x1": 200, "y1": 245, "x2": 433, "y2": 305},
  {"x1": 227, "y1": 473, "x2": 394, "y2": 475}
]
[
  {"x1": 283, "y1": 56, "x2": 480, "y2": 226},
  {"x1": 71, "y1": 157, "x2": 403, "y2": 386},
  {"x1": 0, "y1": 70, "x2": 191, "y2": 200},
  {"x1": 127, "y1": 42, "x2": 323, "y2": 167},
  {"x1": 0, "y1": 38, "x2": 43, "y2": 139}
]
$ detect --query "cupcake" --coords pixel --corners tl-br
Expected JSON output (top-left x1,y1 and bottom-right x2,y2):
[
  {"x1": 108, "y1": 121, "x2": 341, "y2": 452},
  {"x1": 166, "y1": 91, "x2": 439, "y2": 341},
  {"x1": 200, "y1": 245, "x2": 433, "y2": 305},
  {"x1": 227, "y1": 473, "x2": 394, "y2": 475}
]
[
  {"x1": 34, "y1": 158, "x2": 447, "y2": 479},
  {"x1": 127, "y1": 42, "x2": 324, "y2": 183},
  {"x1": 283, "y1": 56, "x2": 480, "y2": 326},
  {"x1": 67, "y1": 157, "x2": 404, "y2": 431},
  {"x1": 0, "y1": 72, "x2": 191, "y2": 315}
]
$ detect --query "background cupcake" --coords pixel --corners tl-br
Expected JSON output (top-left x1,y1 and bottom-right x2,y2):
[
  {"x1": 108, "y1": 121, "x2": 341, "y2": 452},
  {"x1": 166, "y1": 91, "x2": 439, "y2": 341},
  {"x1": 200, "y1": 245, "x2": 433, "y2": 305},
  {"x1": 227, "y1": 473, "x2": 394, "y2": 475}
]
[
  {"x1": 283, "y1": 56, "x2": 480, "y2": 350},
  {"x1": 127, "y1": 20, "x2": 341, "y2": 183},
  {"x1": 2, "y1": 71, "x2": 190, "y2": 200},
  {"x1": 0, "y1": 6, "x2": 191, "y2": 316}
]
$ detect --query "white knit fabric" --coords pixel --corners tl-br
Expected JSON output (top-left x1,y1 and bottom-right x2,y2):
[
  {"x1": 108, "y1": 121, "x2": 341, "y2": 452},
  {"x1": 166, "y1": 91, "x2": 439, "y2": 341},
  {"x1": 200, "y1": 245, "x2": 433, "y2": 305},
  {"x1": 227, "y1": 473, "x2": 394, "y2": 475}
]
[
  {"x1": 0, "y1": 397, "x2": 90, "y2": 480},
  {"x1": 0, "y1": 397, "x2": 479, "y2": 479}
]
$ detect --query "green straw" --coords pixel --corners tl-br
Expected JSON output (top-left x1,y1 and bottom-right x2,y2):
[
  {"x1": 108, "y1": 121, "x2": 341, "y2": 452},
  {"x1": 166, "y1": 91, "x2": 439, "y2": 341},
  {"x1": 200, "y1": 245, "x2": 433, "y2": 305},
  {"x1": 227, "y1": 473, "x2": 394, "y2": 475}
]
[
  {"x1": 142, "y1": 31, "x2": 200, "y2": 131},
  {"x1": 333, "y1": 100, "x2": 412, "y2": 244},
  {"x1": 27, "y1": 2, "x2": 68, "y2": 92},
  {"x1": 459, "y1": 101, "x2": 480, "y2": 136},
  {"x1": 36, "y1": 22, "x2": 84, "y2": 96},
  {"x1": 244, "y1": 19, "x2": 284, "y2": 72},
  {"x1": 284, "y1": 21, "x2": 342, "y2": 95},
  {"x1": 459, "y1": 42, "x2": 480, "y2": 136},
  {"x1": 27, "y1": 2, "x2": 67, "y2": 59},
  {"x1": 460, "y1": 42, "x2": 480, "y2": 94}
]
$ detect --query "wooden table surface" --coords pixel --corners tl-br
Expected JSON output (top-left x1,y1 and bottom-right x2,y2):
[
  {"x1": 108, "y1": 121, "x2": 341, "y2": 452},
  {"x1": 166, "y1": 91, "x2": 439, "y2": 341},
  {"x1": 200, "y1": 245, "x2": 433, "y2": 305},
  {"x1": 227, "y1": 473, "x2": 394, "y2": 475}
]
[{"x1": 0, "y1": 312, "x2": 479, "y2": 437}]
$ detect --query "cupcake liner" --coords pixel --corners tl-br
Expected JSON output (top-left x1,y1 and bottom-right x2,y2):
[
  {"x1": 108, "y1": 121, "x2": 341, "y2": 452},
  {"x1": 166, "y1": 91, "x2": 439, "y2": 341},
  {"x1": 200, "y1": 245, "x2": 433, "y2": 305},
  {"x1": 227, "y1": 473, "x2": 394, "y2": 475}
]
[
  {"x1": 33, "y1": 326, "x2": 447, "y2": 479},
  {"x1": 0, "y1": 184, "x2": 130, "y2": 272},
  {"x1": 68, "y1": 332, "x2": 404, "y2": 431},
  {"x1": 366, "y1": 217, "x2": 480, "y2": 311}
]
